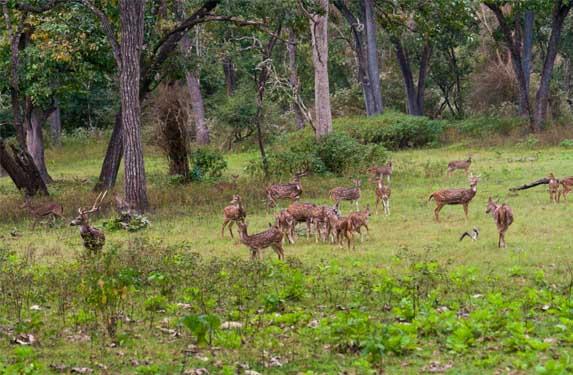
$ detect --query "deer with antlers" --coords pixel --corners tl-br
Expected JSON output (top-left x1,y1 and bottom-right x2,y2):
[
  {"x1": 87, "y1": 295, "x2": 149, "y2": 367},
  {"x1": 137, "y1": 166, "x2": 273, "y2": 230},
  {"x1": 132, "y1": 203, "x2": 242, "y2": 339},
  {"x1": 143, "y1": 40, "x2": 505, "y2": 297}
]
[
  {"x1": 21, "y1": 197, "x2": 64, "y2": 229},
  {"x1": 429, "y1": 174, "x2": 480, "y2": 222},
  {"x1": 486, "y1": 197, "x2": 514, "y2": 248},
  {"x1": 447, "y1": 156, "x2": 472, "y2": 177},
  {"x1": 329, "y1": 179, "x2": 362, "y2": 212},
  {"x1": 237, "y1": 221, "x2": 284, "y2": 260},
  {"x1": 367, "y1": 161, "x2": 393, "y2": 182},
  {"x1": 265, "y1": 171, "x2": 307, "y2": 208},
  {"x1": 374, "y1": 176, "x2": 391, "y2": 215},
  {"x1": 221, "y1": 194, "x2": 246, "y2": 238},
  {"x1": 548, "y1": 173, "x2": 560, "y2": 203},
  {"x1": 70, "y1": 191, "x2": 107, "y2": 253},
  {"x1": 560, "y1": 176, "x2": 573, "y2": 201}
]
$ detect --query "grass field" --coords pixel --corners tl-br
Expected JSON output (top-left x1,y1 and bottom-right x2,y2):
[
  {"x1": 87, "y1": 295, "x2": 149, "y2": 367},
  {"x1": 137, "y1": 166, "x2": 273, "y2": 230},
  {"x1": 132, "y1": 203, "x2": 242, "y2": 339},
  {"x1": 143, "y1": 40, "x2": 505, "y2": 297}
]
[{"x1": 1, "y1": 138, "x2": 573, "y2": 374}]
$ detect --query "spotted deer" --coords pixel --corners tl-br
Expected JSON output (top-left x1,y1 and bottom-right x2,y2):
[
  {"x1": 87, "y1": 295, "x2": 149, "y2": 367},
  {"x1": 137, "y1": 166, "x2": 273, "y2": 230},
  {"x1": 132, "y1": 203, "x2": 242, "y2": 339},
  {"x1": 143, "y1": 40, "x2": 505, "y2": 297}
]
[
  {"x1": 309, "y1": 204, "x2": 341, "y2": 243},
  {"x1": 560, "y1": 176, "x2": 573, "y2": 201},
  {"x1": 374, "y1": 176, "x2": 391, "y2": 215},
  {"x1": 348, "y1": 205, "x2": 371, "y2": 243},
  {"x1": 428, "y1": 174, "x2": 480, "y2": 222},
  {"x1": 215, "y1": 175, "x2": 240, "y2": 193},
  {"x1": 329, "y1": 215, "x2": 355, "y2": 250},
  {"x1": 70, "y1": 191, "x2": 107, "y2": 253},
  {"x1": 265, "y1": 171, "x2": 307, "y2": 208},
  {"x1": 221, "y1": 194, "x2": 246, "y2": 238},
  {"x1": 548, "y1": 173, "x2": 560, "y2": 203},
  {"x1": 275, "y1": 209, "x2": 296, "y2": 244},
  {"x1": 447, "y1": 156, "x2": 472, "y2": 176},
  {"x1": 329, "y1": 179, "x2": 361, "y2": 212},
  {"x1": 485, "y1": 197, "x2": 514, "y2": 248},
  {"x1": 367, "y1": 161, "x2": 393, "y2": 182},
  {"x1": 286, "y1": 202, "x2": 318, "y2": 240},
  {"x1": 237, "y1": 221, "x2": 284, "y2": 260},
  {"x1": 21, "y1": 197, "x2": 64, "y2": 229}
]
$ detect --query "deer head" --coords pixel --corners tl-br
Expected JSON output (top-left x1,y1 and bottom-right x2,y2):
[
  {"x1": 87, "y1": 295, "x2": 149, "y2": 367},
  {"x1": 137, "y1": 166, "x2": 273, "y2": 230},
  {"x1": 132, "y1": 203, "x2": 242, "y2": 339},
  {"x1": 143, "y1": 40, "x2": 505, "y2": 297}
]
[
  {"x1": 468, "y1": 174, "x2": 480, "y2": 187},
  {"x1": 352, "y1": 179, "x2": 362, "y2": 188},
  {"x1": 70, "y1": 191, "x2": 107, "y2": 227},
  {"x1": 485, "y1": 197, "x2": 497, "y2": 214}
]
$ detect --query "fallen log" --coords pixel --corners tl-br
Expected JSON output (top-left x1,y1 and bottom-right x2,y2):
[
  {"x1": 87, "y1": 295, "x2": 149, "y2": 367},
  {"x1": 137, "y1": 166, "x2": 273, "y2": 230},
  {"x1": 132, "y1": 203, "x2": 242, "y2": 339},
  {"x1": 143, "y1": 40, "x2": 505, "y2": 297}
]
[
  {"x1": 0, "y1": 140, "x2": 48, "y2": 196},
  {"x1": 509, "y1": 178, "x2": 550, "y2": 192}
]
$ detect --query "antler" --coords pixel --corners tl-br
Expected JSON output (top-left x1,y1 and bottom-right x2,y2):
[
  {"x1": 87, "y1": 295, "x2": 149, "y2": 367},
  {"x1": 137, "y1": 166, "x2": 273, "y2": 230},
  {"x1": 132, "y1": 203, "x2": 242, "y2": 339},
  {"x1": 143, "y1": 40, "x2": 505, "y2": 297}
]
[{"x1": 85, "y1": 190, "x2": 108, "y2": 214}]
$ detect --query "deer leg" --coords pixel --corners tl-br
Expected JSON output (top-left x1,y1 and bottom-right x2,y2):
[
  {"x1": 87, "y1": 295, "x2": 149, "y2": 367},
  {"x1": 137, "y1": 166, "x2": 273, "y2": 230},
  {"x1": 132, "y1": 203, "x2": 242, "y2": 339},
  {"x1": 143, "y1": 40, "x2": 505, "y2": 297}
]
[
  {"x1": 434, "y1": 204, "x2": 443, "y2": 222},
  {"x1": 463, "y1": 204, "x2": 469, "y2": 220},
  {"x1": 375, "y1": 197, "x2": 380, "y2": 215},
  {"x1": 306, "y1": 219, "x2": 311, "y2": 240},
  {"x1": 355, "y1": 200, "x2": 359, "y2": 211},
  {"x1": 272, "y1": 244, "x2": 284, "y2": 260},
  {"x1": 31, "y1": 218, "x2": 38, "y2": 230},
  {"x1": 221, "y1": 219, "x2": 230, "y2": 238},
  {"x1": 228, "y1": 221, "x2": 235, "y2": 238}
]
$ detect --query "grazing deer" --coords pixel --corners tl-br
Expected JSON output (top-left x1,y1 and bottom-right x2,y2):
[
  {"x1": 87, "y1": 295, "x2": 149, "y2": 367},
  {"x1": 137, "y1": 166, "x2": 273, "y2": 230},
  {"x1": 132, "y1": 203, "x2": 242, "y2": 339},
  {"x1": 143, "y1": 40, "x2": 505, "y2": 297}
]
[
  {"x1": 265, "y1": 171, "x2": 307, "y2": 208},
  {"x1": 215, "y1": 175, "x2": 240, "y2": 193},
  {"x1": 221, "y1": 195, "x2": 246, "y2": 238},
  {"x1": 287, "y1": 202, "x2": 318, "y2": 240},
  {"x1": 447, "y1": 156, "x2": 472, "y2": 177},
  {"x1": 329, "y1": 179, "x2": 362, "y2": 212},
  {"x1": 367, "y1": 161, "x2": 393, "y2": 182},
  {"x1": 237, "y1": 221, "x2": 284, "y2": 260},
  {"x1": 428, "y1": 174, "x2": 480, "y2": 222},
  {"x1": 21, "y1": 198, "x2": 64, "y2": 229},
  {"x1": 348, "y1": 205, "x2": 371, "y2": 243},
  {"x1": 548, "y1": 173, "x2": 560, "y2": 203},
  {"x1": 70, "y1": 191, "x2": 107, "y2": 253},
  {"x1": 374, "y1": 176, "x2": 391, "y2": 215},
  {"x1": 275, "y1": 209, "x2": 296, "y2": 244},
  {"x1": 560, "y1": 176, "x2": 573, "y2": 201},
  {"x1": 485, "y1": 197, "x2": 514, "y2": 248}
]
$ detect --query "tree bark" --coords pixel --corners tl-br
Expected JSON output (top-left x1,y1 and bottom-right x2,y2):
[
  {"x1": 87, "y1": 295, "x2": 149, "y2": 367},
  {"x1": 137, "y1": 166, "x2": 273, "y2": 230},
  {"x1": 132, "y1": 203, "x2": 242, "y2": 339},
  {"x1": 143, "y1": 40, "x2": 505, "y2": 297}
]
[
  {"x1": 223, "y1": 56, "x2": 236, "y2": 96},
  {"x1": 522, "y1": 10, "x2": 534, "y2": 94},
  {"x1": 416, "y1": 42, "x2": 432, "y2": 116},
  {"x1": 25, "y1": 106, "x2": 53, "y2": 184},
  {"x1": 533, "y1": 1, "x2": 572, "y2": 129},
  {"x1": 48, "y1": 99, "x2": 62, "y2": 147},
  {"x1": 363, "y1": 0, "x2": 383, "y2": 114},
  {"x1": 287, "y1": 28, "x2": 305, "y2": 129},
  {"x1": 161, "y1": 86, "x2": 191, "y2": 178},
  {"x1": 393, "y1": 38, "x2": 419, "y2": 115},
  {"x1": 309, "y1": 0, "x2": 332, "y2": 139},
  {"x1": 0, "y1": 141, "x2": 49, "y2": 196},
  {"x1": 119, "y1": 0, "x2": 148, "y2": 212},
  {"x1": 565, "y1": 56, "x2": 573, "y2": 112},
  {"x1": 94, "y1": 110, "x2": 123, "y2": 192}
]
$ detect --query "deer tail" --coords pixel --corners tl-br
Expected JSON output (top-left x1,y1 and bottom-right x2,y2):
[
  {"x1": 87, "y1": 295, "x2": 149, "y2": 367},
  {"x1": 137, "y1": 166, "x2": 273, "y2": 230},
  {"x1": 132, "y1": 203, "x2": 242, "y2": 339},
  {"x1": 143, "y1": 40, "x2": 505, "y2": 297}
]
[{"x1": 428, "y1": 193, "x2": 435, "y2": 202}]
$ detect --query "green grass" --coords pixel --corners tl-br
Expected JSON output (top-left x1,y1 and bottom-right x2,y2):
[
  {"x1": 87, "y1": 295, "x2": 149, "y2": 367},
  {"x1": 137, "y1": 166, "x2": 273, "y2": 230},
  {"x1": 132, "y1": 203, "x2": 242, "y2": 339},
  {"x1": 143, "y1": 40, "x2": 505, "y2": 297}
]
[{"x1": 1, "y1": 138, "x2": 573, "y2": 374}]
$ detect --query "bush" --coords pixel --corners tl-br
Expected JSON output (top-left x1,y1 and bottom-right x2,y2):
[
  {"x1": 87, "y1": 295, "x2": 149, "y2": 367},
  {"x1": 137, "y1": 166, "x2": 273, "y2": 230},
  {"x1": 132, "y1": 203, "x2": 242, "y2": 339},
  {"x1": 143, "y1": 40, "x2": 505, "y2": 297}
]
[
  {"x1": 560, "y1": 139, "x2": 573, "y2": 148},
  {"x1": 189, "y1": 148, "x2": 227, "y2": 181},
  {"x1": 448, "y1": 116, "x2": 523, "y2": 137},
  {"x1": 333, "y1": 111, "x2": 445, "y2": 149}
]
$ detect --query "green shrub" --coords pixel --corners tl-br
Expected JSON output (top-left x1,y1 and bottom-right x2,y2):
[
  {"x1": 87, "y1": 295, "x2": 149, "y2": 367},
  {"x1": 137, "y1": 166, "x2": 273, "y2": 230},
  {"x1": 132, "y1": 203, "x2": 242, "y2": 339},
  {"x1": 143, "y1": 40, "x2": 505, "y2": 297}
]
[
  {"x1": 449, "y1": 116, "x2": 523, "y2": 137},
  {"x1": 190, "y1": 148, "x2": 227, "y2": 181},
  {"x1": 560, "y1": 139, "x2": 573, "y2": 148}
]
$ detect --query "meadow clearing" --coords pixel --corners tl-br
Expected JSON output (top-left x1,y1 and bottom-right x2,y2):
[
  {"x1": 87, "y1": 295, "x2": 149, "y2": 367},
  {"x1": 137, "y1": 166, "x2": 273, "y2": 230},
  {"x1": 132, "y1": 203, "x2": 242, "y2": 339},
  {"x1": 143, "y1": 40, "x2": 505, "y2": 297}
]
[{"x1": 1, "y1": 138, "x2": 573, "y2": 374}]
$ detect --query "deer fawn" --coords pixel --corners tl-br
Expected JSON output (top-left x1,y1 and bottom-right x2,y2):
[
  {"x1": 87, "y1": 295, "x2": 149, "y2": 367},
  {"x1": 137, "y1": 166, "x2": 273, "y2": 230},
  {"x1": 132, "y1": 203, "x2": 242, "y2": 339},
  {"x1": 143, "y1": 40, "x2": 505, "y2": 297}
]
[
  {"x1": 429, "y1": 174, "x2": 480, "y2": 222},
  {"x1": 266, "y1": 171, "x2": 307, "y2": 208},
  {"x1": 329, "y1": 215, "x2": 355, "y2": 250},
  {"x1": 560, "y1": 176, "x2": 573, "y2": 201},
  {"x1": 374, "y1": 176, "x2": 391, "y2": 215},
  {"x1": 21, "y1": 197, "x2": 64, "y2": 229},
  {"x1": 367, "y1": 161, "x2": 393, "y2": 182},
  {"x1": 237, "y1": 221, "x2": 284, "y2": 260},
  {"x1": 329, "y1": 179, "x2": 361, "y2": 212},
  {"x1": 447, "y1": 156, "x2": 472, "y2": 177},
  {"x1": 348, "y1": 205, "x2": 371, "y2": 243},
  {"x1": 485, "y1": 197, "x2": 514, "y2": 248},
  {"x1": 215, "y1": 175, "x2": 240, "y2": 193},
  {"x1": 548, "y1": 173, "x2": 560, "y2": 203},
  {"x1": 70, "y1": 191, "x2": 107, "y2": 253},
  {"x1": 275, "y1": 209, "x2": 296, "y2": 244},
  {"x1": 221, "y1": 195, "x2": 246, "y2": 238}
]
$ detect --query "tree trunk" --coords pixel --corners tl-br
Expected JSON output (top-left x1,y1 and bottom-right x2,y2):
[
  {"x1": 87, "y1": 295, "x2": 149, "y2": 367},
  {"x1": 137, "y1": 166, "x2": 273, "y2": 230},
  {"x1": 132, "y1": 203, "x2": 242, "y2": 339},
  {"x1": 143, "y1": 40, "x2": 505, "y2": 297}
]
[
  {"x1": 334, "y1": 0, "x2": 375, "y2": 116},
  {"x1": 310, "y1": 0, "x2": 332, "y2": 139},
  {"x1": 94, "y1": 110, "x2": 123, "y2": 192},
  {"x1": 0, "y1": 141, "x2": 48, "y2": 196},
  {"x1": 363, "y1": 0, "x2": 383, "y2": 114},
  {"x1": 393, "y1": 39, "x2": 420, "y2": 115},
  {"x1": 223, "y1": 56, "x2": 236, "y2": 96},
  {"x1": 49, "y1": 99, "x2": 62, "y2": 147},
  {"x1": 416, "y1": 42, "x2": 432, "y2": 116},
  {"x1": 533, "y1": 2, "x2": 572, "y2": 129},
  {"x1": 287, "y1": 29, "x2": 305, "y2": 129},
  {"x1": 522, "y1": 11, "x2": 534, "y2": 93},
  {"x1": 565, "y1": 56, "x2": 573, "y2": 113},
  {"x1": 161, "y1": 91, "x2": 190, "y2": 178},
  {"x1": 119, "y1": 0, "x2": 148, "y2": 213},
  {"x1": 25, "y1": 107, "x2": 53, "y2": 184}
]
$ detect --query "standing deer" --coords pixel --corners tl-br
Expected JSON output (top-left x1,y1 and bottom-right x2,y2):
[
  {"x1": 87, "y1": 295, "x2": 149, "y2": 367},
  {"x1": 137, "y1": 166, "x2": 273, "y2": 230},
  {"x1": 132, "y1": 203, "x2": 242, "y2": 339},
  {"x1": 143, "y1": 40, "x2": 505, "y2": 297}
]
[
  {"x1": 21, "y1": 198, "x2": 64, "y2": 229},
  {"x1": 70, "y1": 191, "x2": 107, "y2": 253},
  {"x1": 275, "y1": 209, "x2": 296, "y2": 244},
  {"x1": 374, "y1": 176, "x2": 391, "y2": 215},
  {"x1": 237, "y1": 221, "x2": 284, "y2": 260},
  {"x1": 329, "y1": 179, "x2": 361, "y2": 212},
  {"x1": 428, "y1": 175, "x2": 480, "y2": 222},
  {"x1": 348, "y1": 205, "x2": 371, "y2": 243},
  {"x1": 221, "y1": 194, "x2": 246, "y2": 238},
  {"x1": 548, "y1": 173, "x2": 560, "y2": 203},
  {"x1": 265, "y1": 171, "x2": 307, "y2": 208},
  {"x1": 485, "y1": 197, "x2": 514, "y2": 248},
  {"x1": 560, "y1": 176, "x2": 573, "y2": 201},
  {"x1": 287, "y1": 202, "x2": 318, "y2": 240},
  {"x1": 329, "y1": 215, "x2": 355, "y2": 250},
  {"x1": 367, "y1": 161, "x2": 393, "y2": 182},
  {"x1": 447, "y1": 156, "x2": 472, "y2": 176}
]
